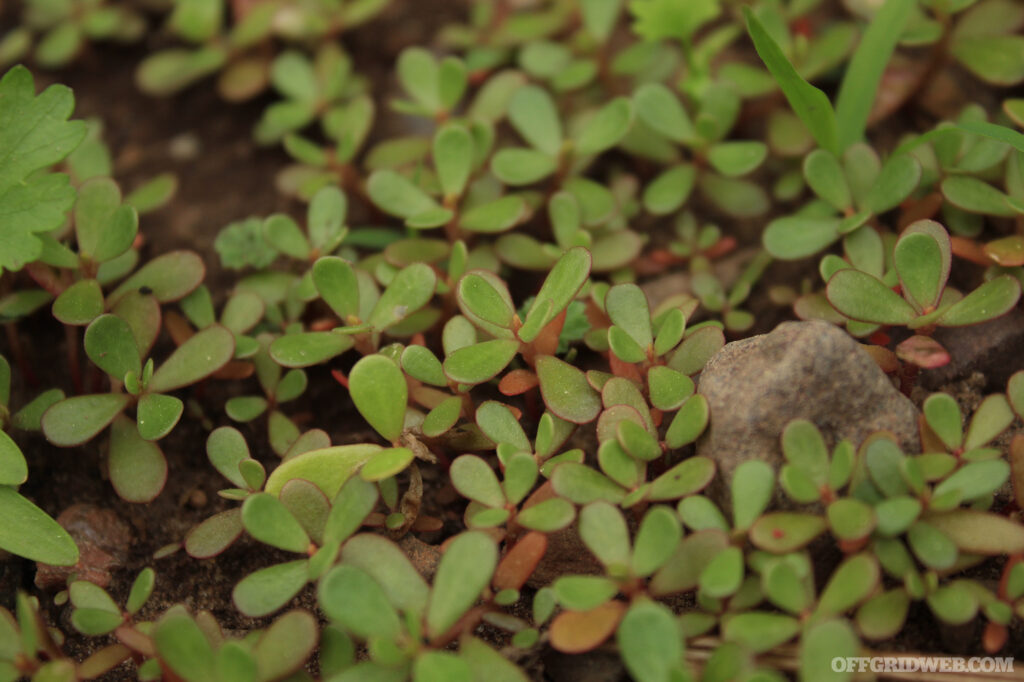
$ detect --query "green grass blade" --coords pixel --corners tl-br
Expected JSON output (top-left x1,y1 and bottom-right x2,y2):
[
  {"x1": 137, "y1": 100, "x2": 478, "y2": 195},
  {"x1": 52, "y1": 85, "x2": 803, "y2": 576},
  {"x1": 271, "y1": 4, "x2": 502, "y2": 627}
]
[
  {"x1": 957, "y1": 120, "x2": 1024, "y2": 154},
  {"x1": 743, "y1": 7, "x2": 838, "y2": 156},
  {"x1": 835, "y1": 0, "x2": 914, "y2": 151}
]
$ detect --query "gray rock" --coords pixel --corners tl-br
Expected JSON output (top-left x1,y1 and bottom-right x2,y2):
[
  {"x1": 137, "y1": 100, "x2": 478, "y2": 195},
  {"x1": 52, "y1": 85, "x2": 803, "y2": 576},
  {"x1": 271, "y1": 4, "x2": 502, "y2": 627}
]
[
  {"x1": 696, "y1": 320, "x2": 920, "y2": 492},
  {"x1": 919, "y1": 308, "x2": 1024, "y2": 392}
]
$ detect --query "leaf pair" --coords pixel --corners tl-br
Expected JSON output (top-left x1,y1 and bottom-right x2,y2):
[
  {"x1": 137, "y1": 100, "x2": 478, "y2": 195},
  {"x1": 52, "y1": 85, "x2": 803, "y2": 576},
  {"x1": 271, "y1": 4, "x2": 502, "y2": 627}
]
[{"x1": 826, "y1": 220, "x2": 1021, "y2": 331}]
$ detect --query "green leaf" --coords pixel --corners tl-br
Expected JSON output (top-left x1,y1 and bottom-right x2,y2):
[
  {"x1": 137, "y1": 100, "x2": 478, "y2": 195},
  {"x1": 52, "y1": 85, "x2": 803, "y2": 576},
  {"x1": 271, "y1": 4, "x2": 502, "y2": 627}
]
[
  {"x1": 643, "y1": 164, "x2": 696, "y2": 215},
  {"x1": 579, "y1": 501, "x2": 631, "y2": 569},
  {"x1": 360, "y1": 447, "x2": 414, "y2": 482},
  {"x1": 321, "y1": 476, "x2": 378, "y2": 547},
  {"x1": 127, "y1": 568, "x2": 156, "y2": 615},
  {"x1": 933, "y1": 460, "x2": 1009, "y2": 501},
  {"x1": 444, "y1": 339, "x2": 519, "y2": 385},
  {"x1": 307, "y1": 185, "x2": 347, "y2": 250},
  {"x1": 708, "y1": 141, "x2": 768, "y2": 177},
  {"x1": 743, "y1": 9, "x2": 838, "y2": 155},
  {"x1": 270, "y1": 332, "x2": 353, "y2": 368},
  {"x1": 136, "y1": 393, "x2": 183, "y2": 441},
  {"x1": 341, "y1": 534, "x2": 429, "y2": 615},
  {"x1": 816, "y1": 553, "x2": 879, "y2": 616},
  {"x1": 633, "y1": 83, "x2": 694, "y2": 144},
  {"x1": 965, "y1": 394, "x2": 1014, "y2": 450},
  {"x1": 242, "y1": 493, "x2": 310, "y2": 553},
  {"x1": 253, "y1": 610, "x2": 317, "y2": 681},
  {"x1": 699, "y1": 547, "x2": 744, "y2": 598},
  {"x1": 721, "y1": 612, "x2": 800, "y2": 653},
  {"x1": 749, "y1": 512, "x2": 826, "y2": 552},
  {"x1": 263, "y1": 214, "x2": 311, "y2": 260},
  {"x1": 952, "y1": 32, "x2": 1024, "y2": 86},
  {"x1": 942, "y1": 175, "x2": 1015, "y2": 217},
  {"x1": 52, "y1": 279, "x2": 103, "y2": 326},
  {"x1": 154, "y1": 611, "x2": 216, "y2": 682},
  {"x1": 367, "y1": 170, "x2": 444, "y2": 220},
  {"x1": 508, "y1": 85, "x2": 562, "y2": 156},
  {"x1": 536, "y1": 355, "x2": 601, "y2": 424},
  {"x1": 148, "y1": 325, "x2": 234, "y2": 393},
  {"x1": 461, "y1": 637, "x2": 531, "y2": 682},
  {"x1": 926, "y1": 583, "x2": 978, "y2": 625},
  {"x1": 42, "y1": 393, "x2": 130, "y2": 446},
  {"x1": 834, "y1": 0, "x2": 914, "y2": 150},
  {"x1": 319, "y1": 564, "x2": 401, "y2": 639},
  {"x1": 647, "y1": 366, "x2": 694, "y2": 412},
  {"x1": 126, "y1": 173, "x2": 178, "y2": 214},
  {"x1": 397, "y1": 47, "x2": 441, "y2": 112},
  {"x1": 856, "y1": 589, "x2": 910, "y2": 640},
  {"x1": 0, "y1": 66, "x2": 86, "y2": 273},
  {"x1": 84, "y1": 314, "x2": 142, "y2": 381},
  {"x1": 517, "y1": 497, "x2": 576, "y2": 532},
  {"x1": 215, "y1": 217, "x2": 278, "y2": 270},
  {"x1": 648, "y1": 456, "x2": 715, "y2": 501},
  {"x1": 551, "y1": 462, "x2": 625, "y2": 504},
  {"x1": 368, "y1": 263, "x2": 437, "y2": 330},
  {"x1": 907, "y1": 520, "x2": 958, "y2": 569},
  {"x1": 0, "y1": 432, "x2": 27, "y2": 486},
  {"x1": 804, "y1": 149, "x2": 851, "y2": 211},
  {"x1": 581, "y1": 0, "x2": 623, "y2": 42},
  {"x1": 553, "y1": 575, "x2": 619, "y2": 611},
  {"x1": 874, "y1": 496, "x2": 921, "y2": 537},
  {"x1": 827, "y1": 498, "x2": 876, "y2": 542},
  {"x1": 616, "y1": 599, "x2": 683, "y2": 682},
  {"x1": 450, "y1": 455, "x2": 505, "y2": 508},
  {"x1": 865, "y1": 153, "x2": 921, "y2": 214},
  {"x1": 781, "y1": 419, "x2": 829, "y2": 487},
  {"x1": 426, "y1": 531, "x2": 497, "y2": 637},
  {"x1": 935, "y1": 275, "x2": 1020, "y2": 327},
  {"x1": 457, "y1": 272, "x2": 515, "y2": 334},
  {"x1": 349, "y1": 355, "x2": 407, "y2": 442},
  {"x1": 0, "y1": 485, "x2": 78, "y2": 565},
  {"x1": 109, "y1": 416, "x2": 167, "y2": 502},
  {"x1": 414, "y1": 652, "x2": 471, "y2": 682},
  {"x1": 800, "y1": 620, "x2": 859, "y2": 682},
  {"x1": 71, "y1": 608, "x2": 123, "y2": 637},
  {"x1": 108, "y1": 251, "x2": 205, "y2": 305},
  {"x1": 926, "y1": 509, "x2": 1024, "y2": 554},
  {"x1": 762, "y1": 559, "x2": 810, "y2": 614},
  {"x1": 69, "y1": 580, "x2": 119, "y2": 615},
  {"x1": 225, "y1": 393, "x2": 266, "y2": 419},
  {"x1": 664, "y1": 394, "x2": 709, "y2": 449},
  {"x1": 74, "y1": 177, "x2": 138, "y2": 263},
  {"x1": 459, "y1": 196, "x2": 527, "y2": 234},
  {"x1": 763, "y1": 216, "x2": 840, "y2": 260},
  {"x1": 264, "y1": 444, "x2": 380, "y2": 498},
  {"x1": 185, "y1": 509, "x2": 243, "y2": 559},
  {"x1": 434, "y1": 123, "x2": 473, "y2": 198},
  {"x1": 490, "y1": 148, "x2": 558, "y2": 185},
  {"x1": 923, "y1": 393, "x2": 963, "y2": 451},
  {"x1": 826, "y1": 269, "x2": 917, "y2": 325},
  {"x1": 605, "y1": 283, "x2": 652, "y2": 350},
  {"x1": 574, "y1": 98, "x2": 633, "y2": 155},
  {"x1": 630, "y1": 0, "x2": 720, "y2": 43},
  {"x1": 732, "y1": 460, "x2": 775, "y2": 532},
  {"x1": 476, "y1": 401, "x2": 531, "y2": 452}
]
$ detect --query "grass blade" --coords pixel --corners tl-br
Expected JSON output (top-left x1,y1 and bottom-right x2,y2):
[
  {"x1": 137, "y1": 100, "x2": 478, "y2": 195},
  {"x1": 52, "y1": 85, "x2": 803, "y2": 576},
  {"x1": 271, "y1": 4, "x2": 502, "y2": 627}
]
[
  {"x1": 835, "y1": 0, "x2": 914, "y2": 151},
  {"x1": 743, "y1": 7, "x2": 838, "y2": 156}
]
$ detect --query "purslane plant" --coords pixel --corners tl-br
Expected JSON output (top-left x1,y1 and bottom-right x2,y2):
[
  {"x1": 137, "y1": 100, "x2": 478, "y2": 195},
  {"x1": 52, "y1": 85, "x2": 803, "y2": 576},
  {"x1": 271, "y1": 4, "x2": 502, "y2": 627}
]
[{"x1": 5, "y1": 0, "x2": 1024, "y2": 678}]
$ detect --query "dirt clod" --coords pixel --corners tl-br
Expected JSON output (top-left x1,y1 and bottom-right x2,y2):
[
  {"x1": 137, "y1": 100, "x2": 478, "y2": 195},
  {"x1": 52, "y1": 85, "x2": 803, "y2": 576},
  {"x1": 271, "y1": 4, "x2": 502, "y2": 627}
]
[
  {"x1": 35, "y1": 504, "x2": 132, "y2": 590},
  {"x1": 696, "y1": 320, "x2": 921, "y2": 491}
]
